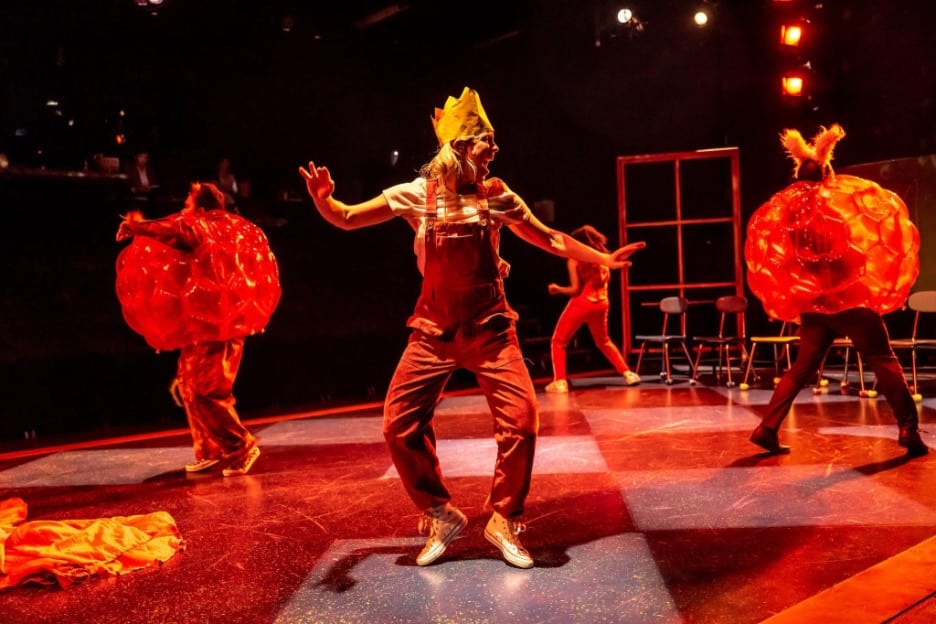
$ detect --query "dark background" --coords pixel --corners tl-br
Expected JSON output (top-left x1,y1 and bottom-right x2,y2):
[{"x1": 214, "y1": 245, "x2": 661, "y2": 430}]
[{"x1": 1, "y1": 0, "x2": 934, "y2": 444}]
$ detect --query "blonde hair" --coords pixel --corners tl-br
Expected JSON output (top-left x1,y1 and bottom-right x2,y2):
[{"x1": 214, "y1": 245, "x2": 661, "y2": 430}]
[{"x1": 419, "y1": 141, "x2": 465, "y2": 183}]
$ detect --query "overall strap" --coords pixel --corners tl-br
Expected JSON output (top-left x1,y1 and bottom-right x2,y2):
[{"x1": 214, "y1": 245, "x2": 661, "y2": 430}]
[
  {"x1": 425, "y1": 178, "x2": 442, "y2": 231},
  {"x1": 473, "y1": 182, "x2": 490, "y2": 227}
]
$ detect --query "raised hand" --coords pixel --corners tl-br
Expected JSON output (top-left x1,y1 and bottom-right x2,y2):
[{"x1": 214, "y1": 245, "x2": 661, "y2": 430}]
[
  {"x1": 298, "y1": 161, "x2": 336, "y2": 201},
  {"x1": 116, "y1": 211, "x2": 144, "y2": 242}
]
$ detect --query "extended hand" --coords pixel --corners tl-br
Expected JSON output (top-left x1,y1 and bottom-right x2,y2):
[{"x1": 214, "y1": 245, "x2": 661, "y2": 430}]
[
  {"x1": 115, "y1": 211, "x2": 144, "y2": 242},
  {"x1": 610, "y1": 241, "x2": 647, "y2": 266},
  {"x1": 298, "y1": 161, "x2": 336, "y2": 201}
]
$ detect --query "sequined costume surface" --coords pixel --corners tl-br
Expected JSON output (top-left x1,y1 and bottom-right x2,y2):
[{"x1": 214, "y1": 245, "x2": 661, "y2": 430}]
[
  {"x1": 115, "y1": 209, "x2": 281, "y2": 352},
  {"x1": 745, "y1": 174, "x2": 919, "y2": 322}
]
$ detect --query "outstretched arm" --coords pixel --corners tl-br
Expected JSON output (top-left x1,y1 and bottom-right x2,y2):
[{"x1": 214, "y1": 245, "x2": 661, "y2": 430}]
[
  {"x1": 116, "y1": 211, "x2": 202, "y2": 250},
  {"x1": 509, "y1": 211, "x2": 646, "y2": 268},
  {"x1": 548, "y1": 259, "x2": 582, "y2": 297},
  {"x1": 298, "y1": 161, "x2": 395, "y2": 230}
]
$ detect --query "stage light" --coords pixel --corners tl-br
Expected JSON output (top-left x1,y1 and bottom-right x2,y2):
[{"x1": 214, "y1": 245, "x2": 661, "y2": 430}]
[
  {"x1": 693, "y1": 11, "x2": 710, "y2": 26},
  {"x1": 780, "y1": 22, "x2": 804, "y2": 47},
  {"x1": 613, "y1": 7, "x2": 644, "y2": 35},
  {"x1": 781, "y1": 75, "x2": 804, "y2": 96}
]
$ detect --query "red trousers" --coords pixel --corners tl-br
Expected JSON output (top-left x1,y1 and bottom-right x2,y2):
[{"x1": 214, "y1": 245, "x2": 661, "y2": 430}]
[
  {"x1": 383, "y1": 322, "x2": 538, "y2": 518},
  {"x1": 550, "y1": 297, "x2": 629, "y2": 380},
  {"x1": 176, "y1": 338, "x2": 256, "y2": 464}
]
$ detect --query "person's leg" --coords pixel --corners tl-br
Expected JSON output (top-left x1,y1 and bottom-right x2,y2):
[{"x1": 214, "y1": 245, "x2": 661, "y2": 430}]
[
  {"x1": 468, "y1": 321, "x2": 537, "y2": 568},
  {"x1": 384, "y1": 331, "x2": 465, "y2": 566},
  {"x1": 837, "y1": 308, "x2": 927, "y2": 456},
  {"x1": 584, "y1": 302, "x2": 631, "y2": 375},
  {"x1": 751, "y1": 315, "x2": 836, "y2": 452},
  {"x1": 549, "y1": 298, "x2": 586, "y2": 386},
  {"x1": 383, "y1": 331, "x2": 458, "y2": 510},
  {"x1": 178, "y1": 338, "x2": 257, "y2": 469}
]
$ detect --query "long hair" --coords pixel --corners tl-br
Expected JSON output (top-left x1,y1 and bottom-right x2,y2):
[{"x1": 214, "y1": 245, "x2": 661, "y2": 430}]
[
  {"x1": 570, "y1": 225, "x2": 609, "y2": 253},
  {"x1": 419, "y1": 136, "x2": 484, "y2": 183}
]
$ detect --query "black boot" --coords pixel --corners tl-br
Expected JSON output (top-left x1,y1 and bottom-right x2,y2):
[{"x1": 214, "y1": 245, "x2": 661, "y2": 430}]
[
  {"x1": 898, "y1": 425, "x2": 928, "y2": 458},
  {"x1": 750, "y1": 424, "x2": 791, "y2": 455}
]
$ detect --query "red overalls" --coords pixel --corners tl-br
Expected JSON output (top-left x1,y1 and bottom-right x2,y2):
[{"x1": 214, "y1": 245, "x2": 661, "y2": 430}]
[{"x1": 383, "y1": 180, "x2": 539, "y2": 518}]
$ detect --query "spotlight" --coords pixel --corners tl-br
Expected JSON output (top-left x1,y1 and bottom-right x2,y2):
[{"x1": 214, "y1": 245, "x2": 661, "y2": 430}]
[
  {"x1": 781, "y1": 74, "x2": 804, "y2": 96},
  {"x1": 693, "y1": 11, "x2": 710, "y2": 27},
  {"x1": 780, "y1": 22, "x2": 805, "y2": 47},
  {"x1": 614, "y1": 7, "x2": 645, "y2": 36}
]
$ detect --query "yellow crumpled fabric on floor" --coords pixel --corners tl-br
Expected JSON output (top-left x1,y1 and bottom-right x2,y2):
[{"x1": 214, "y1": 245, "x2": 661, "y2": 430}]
[{"x1": 0, "y1": 497, "x2": 184, "y2": 590}]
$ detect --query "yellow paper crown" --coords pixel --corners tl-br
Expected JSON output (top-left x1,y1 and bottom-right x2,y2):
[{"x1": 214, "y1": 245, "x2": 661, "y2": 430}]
[{"x1": 431, "y1": 87, "x2": 495, "y2": 146}]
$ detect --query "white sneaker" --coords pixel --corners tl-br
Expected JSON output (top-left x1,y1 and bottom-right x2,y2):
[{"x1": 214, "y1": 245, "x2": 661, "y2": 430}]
[
  {"x1": 545, "y1": 379, "x2": 569, "y2": 393},
  {"x1": 185, "y1": 458, "x2": 220, "y2": 473},
  {"x1": 623, "y1": 371, "x2": 641, "y2": 386},
  {"x1": 484, "y1": 511, "x2": 534, "y2": 569},
  {"x1": 416, "y1": 504, "x2": 468, "y2": 566},
  {"x1": 222, "y1": 446, "x2": 261, "y2": 477}
]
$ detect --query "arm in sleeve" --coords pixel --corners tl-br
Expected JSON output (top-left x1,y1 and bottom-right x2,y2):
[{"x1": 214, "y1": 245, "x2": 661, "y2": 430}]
[{"x1": 116, "y1": 212, "x2": 203, "y2": 250}]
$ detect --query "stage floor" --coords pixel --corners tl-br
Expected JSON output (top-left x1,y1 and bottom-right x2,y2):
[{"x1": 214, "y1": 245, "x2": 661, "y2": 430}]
[{"x1": 2, "y1": 373, "x2": 936, "y2": 623}]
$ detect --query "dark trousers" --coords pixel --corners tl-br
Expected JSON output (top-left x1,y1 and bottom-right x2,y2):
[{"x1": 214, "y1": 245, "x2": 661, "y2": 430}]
[{"x1": 762, "y1": 308, "x2": 918, "y2": 430}]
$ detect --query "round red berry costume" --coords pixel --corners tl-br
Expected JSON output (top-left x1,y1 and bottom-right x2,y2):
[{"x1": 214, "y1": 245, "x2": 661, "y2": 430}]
[
  {"x1": 745, "y1": 125, "x2": 926, "y2": 458},
  {"x1": 746, "y1": 166, "x2": 919, "y2": 322},
  {"x1": 115, "y1": 183, "x2": 281, "y2": 473},
  {"x1": 116, "y1": 206, "x2": 280, "y2": 351}
]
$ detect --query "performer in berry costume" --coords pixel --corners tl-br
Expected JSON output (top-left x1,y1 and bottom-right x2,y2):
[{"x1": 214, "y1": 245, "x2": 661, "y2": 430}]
[
  {"x1": 116, "y1": 182, "x2": 281, "y2": 476},
  {"x1": 745, "y1": 124, "x2": 925, "y2": 457}
]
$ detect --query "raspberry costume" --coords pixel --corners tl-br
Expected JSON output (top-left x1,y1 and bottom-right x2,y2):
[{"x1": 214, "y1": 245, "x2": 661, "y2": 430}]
[
  {"x1": 115, "y1": 183, "x2": 280, "y2": 473},
  {"x1": 746, "y1": 125, "x2": 926, "y2": 457}
]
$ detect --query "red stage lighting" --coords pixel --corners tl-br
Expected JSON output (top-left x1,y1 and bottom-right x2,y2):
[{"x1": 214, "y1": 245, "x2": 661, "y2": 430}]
[
  {"x1": 780, "y1": 23, "x2": 803, "y2": 47},
  {"x1": 781, "y1": 75, "x2": 804, "y2": 96}
]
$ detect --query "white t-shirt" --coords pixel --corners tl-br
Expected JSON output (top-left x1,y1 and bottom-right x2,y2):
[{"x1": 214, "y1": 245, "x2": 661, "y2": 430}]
[{"x1": 382, "y1": 177, "x2": 532, "y2": 275}]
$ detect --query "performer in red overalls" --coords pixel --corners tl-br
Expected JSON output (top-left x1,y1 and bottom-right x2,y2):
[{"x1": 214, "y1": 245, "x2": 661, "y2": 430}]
[
  {"x1": 299, "y1": 87, "x2": 644, "y2": 568},
  {"x1": 116, "y1": 182, "x2": 281, "y2": 476},
  {"x1": 546, "y1": 224, "x2": 641, "y2": 393}
]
